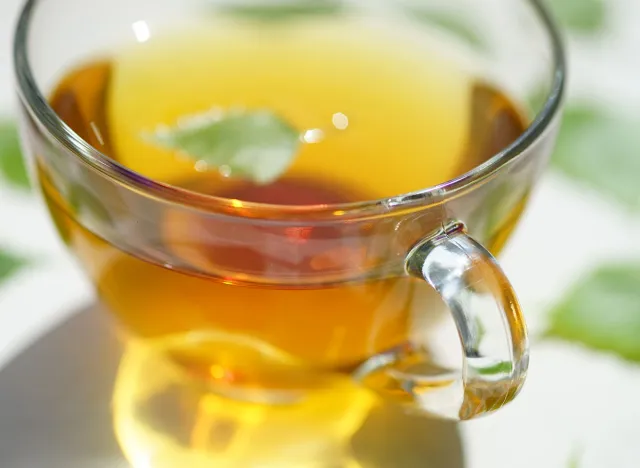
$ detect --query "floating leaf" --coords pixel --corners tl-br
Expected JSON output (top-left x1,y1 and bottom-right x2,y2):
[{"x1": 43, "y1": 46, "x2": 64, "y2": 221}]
[
  {"x1": 146, "y1": 109, "x2": 300, "y2": 185},
  {"x1": 551, "y1": 105, "x2": 640, "y2": 210},
  {"x1": 548, "y1": 0, "x2": 606, "y2": 34},
  {"x1": 407, "y1": 8, "x2": 485, "y2": 50},
  {"x1": 0, "y1": 250, "x2": 27, "y2": 284},
  {"x1": 0, "y1": 122, "x2": 30, "y2": 189},
  {"x1": 547, "y1": 264, "x2": 640, "y2": 362},
  {"x1": 217, "y1": 0, "x2": 343, "y2": 22}
]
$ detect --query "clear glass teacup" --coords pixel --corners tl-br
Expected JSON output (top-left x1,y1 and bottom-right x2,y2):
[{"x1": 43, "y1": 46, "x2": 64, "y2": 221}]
[{"x1": 14, "y1": 0, "x2": 565, "y2": 420}]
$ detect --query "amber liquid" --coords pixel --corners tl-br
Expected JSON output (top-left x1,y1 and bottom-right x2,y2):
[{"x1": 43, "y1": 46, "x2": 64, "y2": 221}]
[{"x1": 42, "y1": 18, "x2": 526, "y2": 387}]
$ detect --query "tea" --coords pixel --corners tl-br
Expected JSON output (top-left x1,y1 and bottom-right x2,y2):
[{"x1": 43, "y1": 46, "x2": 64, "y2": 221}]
[{"x1": 41, "y1": 16, "x2": 526, "y2": 388}]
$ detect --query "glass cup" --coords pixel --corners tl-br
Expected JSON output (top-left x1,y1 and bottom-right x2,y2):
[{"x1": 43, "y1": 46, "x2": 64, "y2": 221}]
[{"x1": 13, "y1": 0, "x2": 565, "y2": 420}]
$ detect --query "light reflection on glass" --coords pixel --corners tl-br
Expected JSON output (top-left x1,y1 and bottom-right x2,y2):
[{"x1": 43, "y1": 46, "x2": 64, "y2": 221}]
[
  {"x1": 332, "y1": 112, "x2": 349, "y2": 130},
  {"x1": 132, "y1": 20, "x2": 151, "y2": 43},
  {"x1": 302, "y1": 129, "x2": 325, "y2": 144}
]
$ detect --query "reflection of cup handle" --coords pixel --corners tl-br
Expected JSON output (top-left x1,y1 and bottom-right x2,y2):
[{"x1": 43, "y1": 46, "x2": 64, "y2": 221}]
[{"x1": 358, "y1": 221, "x2": 529, "y2": 421}]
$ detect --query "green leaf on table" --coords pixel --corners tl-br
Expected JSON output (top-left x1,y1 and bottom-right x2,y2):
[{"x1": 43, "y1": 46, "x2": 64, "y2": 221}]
[
  {"x1": 548, "y1": 0, "x2": 606, "y2": 34},
  {"x1": 146, "y1": 109, "x2": 301, "y2": 185},
  {"x1": 408, "y1": 8, "x2": 486, "y2": 50},
  {"x1": 0, "y1": 122, "x2": 30, "y2": 189},
  {"x1": 551, "y1": 104, "x2": 640, "y2": 210},
  {"x1": 0, "y1": 250, "x2": 27, "y2": 284},
  {"x1": 217, "y1": 0, "x2": 343, "y2": 22},
  {"x1": 547, "y1": 264, "x2": 640, "y2": 362}
]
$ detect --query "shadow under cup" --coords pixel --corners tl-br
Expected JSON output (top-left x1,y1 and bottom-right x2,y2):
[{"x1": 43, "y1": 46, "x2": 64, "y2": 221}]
[{"x1": 14, "y1": 0, "x2": 565, "y2": 421}]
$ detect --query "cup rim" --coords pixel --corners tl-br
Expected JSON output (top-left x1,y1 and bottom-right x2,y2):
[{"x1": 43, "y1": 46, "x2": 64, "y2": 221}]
[{"x1": 13, "y1": 0, "x2": 566, "y2": 219}]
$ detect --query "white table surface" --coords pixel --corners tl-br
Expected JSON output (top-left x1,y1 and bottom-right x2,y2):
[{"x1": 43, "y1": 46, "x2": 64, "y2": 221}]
[{"x1": 2, "y1": 1, "x2": 640, "y2": 467}]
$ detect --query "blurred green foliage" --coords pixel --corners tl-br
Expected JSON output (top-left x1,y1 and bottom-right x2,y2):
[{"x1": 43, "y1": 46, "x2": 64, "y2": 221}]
[
  {"x1": 548, "y1": 264, "x2": 640, "y2": 362},
  {"x1": 548, "y1": 0, "x2": 606, "y2": 34},
  {"x1": 0, "y1": 122, "x2": 30, "y2": 190},
  {"x1": 0, "y1": 250, "x2": 26, "y2": 285},
  {"x1": 552, "y1": 105, "x2": 640, "y2": 210}
]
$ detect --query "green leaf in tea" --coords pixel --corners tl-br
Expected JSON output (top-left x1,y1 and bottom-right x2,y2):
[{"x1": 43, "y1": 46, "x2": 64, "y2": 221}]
[
  {"x1": 0, "y1": 250, "x2": 27, "y2": 284},
  {"x1": 217, "y1": 0, "x2": 343, "y2": 22},
  {"x1": 408, "y1": 8, "x2": 486, "y2": 51},
  {"x1": 146, "y1": 109, "x2": 301, "y2": 185},
  {"x1": 552, "y1": 105, "x2": 640, "y2": 210},
  {"x1": 0, "y1": 122, "x2": 30, "y2": 189},
  {"x1": 547, "y1": 264, "x2": 640, "y2": 362},
  {"x1": 548, "y1": 0, "x2": 606, "y2": 34}
]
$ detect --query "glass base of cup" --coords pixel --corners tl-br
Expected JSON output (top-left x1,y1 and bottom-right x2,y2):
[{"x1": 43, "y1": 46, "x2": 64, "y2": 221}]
[{"x1": 113, "y1": 338, "x2": 375, "y2": 468}]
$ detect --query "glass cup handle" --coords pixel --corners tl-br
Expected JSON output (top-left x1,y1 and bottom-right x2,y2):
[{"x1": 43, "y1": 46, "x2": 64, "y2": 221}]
[{"x1": 358, "y1": 221, "x2": 529, "y2": 420}]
